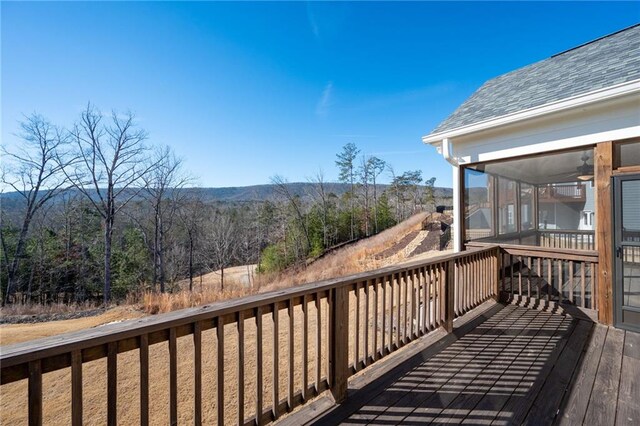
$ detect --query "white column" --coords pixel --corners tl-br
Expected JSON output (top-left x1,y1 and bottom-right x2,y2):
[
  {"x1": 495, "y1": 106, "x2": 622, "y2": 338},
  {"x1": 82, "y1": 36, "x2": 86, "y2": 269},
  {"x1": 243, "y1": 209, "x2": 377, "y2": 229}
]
[{"x1": 452, "y1": 165, "x2": 462, "y2": 252}]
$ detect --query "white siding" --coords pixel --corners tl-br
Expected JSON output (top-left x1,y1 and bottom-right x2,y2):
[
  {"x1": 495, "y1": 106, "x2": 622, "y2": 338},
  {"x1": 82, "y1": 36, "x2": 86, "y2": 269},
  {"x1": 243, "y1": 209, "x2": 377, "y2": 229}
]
[{"x1": 449, "y1": 94, "x2": 640, "y2": 164}]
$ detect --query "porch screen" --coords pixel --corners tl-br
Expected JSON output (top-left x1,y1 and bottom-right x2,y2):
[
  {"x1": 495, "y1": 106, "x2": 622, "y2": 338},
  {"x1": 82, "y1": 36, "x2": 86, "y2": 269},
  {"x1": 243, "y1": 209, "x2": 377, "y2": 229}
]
[{"x1": 463, "y1": 147, "x2": 595, "y2": 250}]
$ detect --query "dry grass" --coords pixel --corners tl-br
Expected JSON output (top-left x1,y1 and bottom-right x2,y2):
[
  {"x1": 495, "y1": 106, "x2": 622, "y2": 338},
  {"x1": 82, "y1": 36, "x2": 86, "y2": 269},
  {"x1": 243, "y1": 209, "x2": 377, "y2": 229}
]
[
  {"x1": 0, "y1": 212, "x2": 453, "y2": 425},
  {"x1": 135, "y1": 265, "x2": 259, "y2": 314},
  {"x1": 175, "y1": 265, "x2": 257, "y2": 291},
  {"x1": 256, "y1": 212, "x2": 431, "y2": 291},
  {"x1": 136, "y1": 213, "x2": 431, "y2": 315},
  {"x1": 0, "y1": 300, "x2": 100, "y2": 317},
  {"x1": 0, "y1": 300, "x2": 332, "y2": 425},
  {"x1": 139, "y1": 285, "x2": 255, "y2": 315},
  {"x1": 94, "y1": 213, "x2": 439, "y2": 317},
  {"x1": 0, "y1": 280, "x2": 427, "y2": 425},
  {"x1": 0, "y1": 306, "x2": 145, "y2": 346}
]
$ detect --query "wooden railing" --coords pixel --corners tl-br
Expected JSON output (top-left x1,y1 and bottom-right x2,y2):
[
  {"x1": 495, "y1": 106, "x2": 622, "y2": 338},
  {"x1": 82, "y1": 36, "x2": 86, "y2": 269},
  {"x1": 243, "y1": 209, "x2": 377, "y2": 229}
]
[
  {"x1": 468, "y1": 242, "x2": 599, "y2": 311},
  {"x1": 538, "y1": 183, "x2": 586, "y2": 200},
  {"x1": 467, "y1": 229, "x2": 595, "y2": 251},
  {"x1": 0, "y1": 247, "x2": 500, "y2": 426},
  {"x1": 538, "y1": 229, "x2": 595, "y2": 251}
]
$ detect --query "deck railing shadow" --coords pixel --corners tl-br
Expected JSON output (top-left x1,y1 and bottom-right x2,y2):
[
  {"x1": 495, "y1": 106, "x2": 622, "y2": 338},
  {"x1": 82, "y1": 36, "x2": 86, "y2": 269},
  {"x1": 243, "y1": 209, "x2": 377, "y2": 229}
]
[
  {"x1": 1, "y1": 244, "x2": 600, "y2": 425},
  {"x1": 314, "y1": 302, "x2": 595, "y2": 425}
]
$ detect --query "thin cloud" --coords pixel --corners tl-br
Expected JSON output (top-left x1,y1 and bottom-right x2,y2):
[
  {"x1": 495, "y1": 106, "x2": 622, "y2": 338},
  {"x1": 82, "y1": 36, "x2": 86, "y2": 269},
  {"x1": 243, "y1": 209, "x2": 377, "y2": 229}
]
[
  {"x1": 316, "y1": 81, "x2": 334, "y2": 116},
  {"x1": 306, "y1": 4, "x2": 320, "y2": 40}
]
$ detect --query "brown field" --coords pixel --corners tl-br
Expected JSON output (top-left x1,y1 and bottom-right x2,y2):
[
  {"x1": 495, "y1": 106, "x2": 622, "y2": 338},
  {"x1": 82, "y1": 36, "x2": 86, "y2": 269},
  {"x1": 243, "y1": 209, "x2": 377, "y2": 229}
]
[
  {"x1": 1, "y1": 303, "x2": 332, "y2": 425},
  {"x1": 0, "y1": 307, "x2": 144, "y2": 347},
  {"x1": 0, "y1": 212, "x2": 450, "y2": 425}
]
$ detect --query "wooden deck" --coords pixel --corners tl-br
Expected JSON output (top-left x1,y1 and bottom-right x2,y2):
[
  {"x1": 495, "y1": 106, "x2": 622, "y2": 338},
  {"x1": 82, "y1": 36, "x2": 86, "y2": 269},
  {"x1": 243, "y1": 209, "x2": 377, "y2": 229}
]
[{"x1": 305, "y1": 302, "x2": 639, "y2": 426}]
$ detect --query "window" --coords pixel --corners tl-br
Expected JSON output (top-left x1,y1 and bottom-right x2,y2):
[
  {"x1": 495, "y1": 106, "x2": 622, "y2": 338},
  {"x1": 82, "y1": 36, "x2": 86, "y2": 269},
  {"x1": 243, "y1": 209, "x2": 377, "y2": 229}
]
[{"x1": 615, "y1": 139, "x2": 640, "y2": 169}]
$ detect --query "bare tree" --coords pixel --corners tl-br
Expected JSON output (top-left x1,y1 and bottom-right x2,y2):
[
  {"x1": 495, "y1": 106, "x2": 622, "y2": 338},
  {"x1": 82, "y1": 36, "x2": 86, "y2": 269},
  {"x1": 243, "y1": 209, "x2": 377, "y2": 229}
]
[
  {"x1": 271, "y1": 175, "x2": 312, "y2": 252},
  {"x1": 235, "y1": 207, "x2": 259, "y2": 288},
  {"x1": 177, "y1": 194, "x2": 206, "y2": 292},
  {"x1": 143, "y1": 146, "x2": 189, "y2": 293},
  {"x1": 63, "y1": 105, "x2": 154, "y2": 303},
  {"x1": 308, "y1": 169, "x2": 331, "y2": 249},
  {"x1": 208, "y1": 210, "x2": 237, "y2": 291},
  {"x1": 1, "y1": 114, "x2": 70, "y2": 304}
]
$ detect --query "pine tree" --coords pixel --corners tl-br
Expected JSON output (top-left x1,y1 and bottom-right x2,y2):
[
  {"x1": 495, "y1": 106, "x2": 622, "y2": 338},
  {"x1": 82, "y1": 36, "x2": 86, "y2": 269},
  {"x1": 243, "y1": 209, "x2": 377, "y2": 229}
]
[{"x1": 335, "y1": 143, "x2": 360, "y2": 240}]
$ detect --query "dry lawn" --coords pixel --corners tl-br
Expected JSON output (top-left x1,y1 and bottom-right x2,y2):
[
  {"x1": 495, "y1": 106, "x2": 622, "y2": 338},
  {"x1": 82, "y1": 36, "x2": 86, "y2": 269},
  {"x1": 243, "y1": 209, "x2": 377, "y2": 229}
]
[
  {"x1": 176, "y1": 265, "x2": 258, "y2": 291},
  {"x1": 0, "y1": 283, "x2": 428, "y2": 425},
  {"x1": 0, "y1": 212, "x2": 449, "y2": 425},
  {"x1": 0, "y1": 301, "x2": 334, "y2": 425},
  {"x1": 0, "y1": 307, "x2": 144, "y2": 346},
  {"x1": 0, "y1": 301, "x2": 100, "y2": 317}
]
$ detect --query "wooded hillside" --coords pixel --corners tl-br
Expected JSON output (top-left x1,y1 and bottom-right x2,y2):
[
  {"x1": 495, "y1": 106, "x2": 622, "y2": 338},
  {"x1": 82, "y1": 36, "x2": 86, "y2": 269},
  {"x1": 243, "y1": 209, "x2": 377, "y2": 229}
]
[{"x1": 0, "y1": 108, "x2": 451, "y2": 306}]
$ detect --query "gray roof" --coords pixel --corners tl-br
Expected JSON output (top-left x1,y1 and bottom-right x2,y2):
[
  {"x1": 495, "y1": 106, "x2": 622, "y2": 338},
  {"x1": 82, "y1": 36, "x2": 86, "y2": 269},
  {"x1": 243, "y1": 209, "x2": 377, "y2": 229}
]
[{"x1": 430, "y1": 24, "x2": 640, "y2": 136}]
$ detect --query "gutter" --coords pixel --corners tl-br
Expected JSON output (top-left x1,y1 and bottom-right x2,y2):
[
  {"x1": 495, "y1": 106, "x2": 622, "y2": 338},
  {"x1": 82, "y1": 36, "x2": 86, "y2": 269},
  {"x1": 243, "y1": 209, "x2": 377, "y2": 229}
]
[{"x1": 441, "y1": 138, "x2": 459, "y2": 166}]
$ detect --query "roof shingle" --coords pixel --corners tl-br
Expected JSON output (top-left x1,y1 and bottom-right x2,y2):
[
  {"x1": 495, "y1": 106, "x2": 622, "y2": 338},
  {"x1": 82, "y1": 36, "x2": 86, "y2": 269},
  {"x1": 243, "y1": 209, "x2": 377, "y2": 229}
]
[{"x1": 429, "y1": 24, "x2": 640, "y2": 135}]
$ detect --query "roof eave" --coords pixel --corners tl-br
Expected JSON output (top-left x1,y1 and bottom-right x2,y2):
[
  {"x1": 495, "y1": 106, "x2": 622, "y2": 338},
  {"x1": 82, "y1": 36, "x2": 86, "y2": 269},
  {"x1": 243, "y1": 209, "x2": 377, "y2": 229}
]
[{"x1": 422, "y1": 79, "x2": 640, "y2": 145}]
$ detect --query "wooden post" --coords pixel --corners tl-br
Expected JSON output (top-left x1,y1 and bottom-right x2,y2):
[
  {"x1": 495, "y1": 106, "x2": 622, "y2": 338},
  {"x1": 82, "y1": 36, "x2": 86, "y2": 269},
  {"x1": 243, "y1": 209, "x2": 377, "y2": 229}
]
[
  {"x1": 193, "y1": 324, "x2": 202, "y2": 426},
  {"x1": 329, "y1": 286, "x2": 349, "y2": 403},
  {"x1": 28, "y1": 360, "x2": 42, "y2": 426},
  {"x1": 595, "y1": 141, "x2": 613, "y2": 325},
  {"x1": 444, "y1": 260, "x2": 455, "y2": 333},
  {"x1": 169, "y1": 328, "x2": 177, "y2": 426},
  {"x1": 494, "y1": 247, "x2": 501, "y2": 301},
  {"x1": 107, "y1": 343, "x2": 117, "y2": 426},
  {"x1": 533, "y1": 184, "x2": 539, "y2": 238},
  {"x1": 236, "y1": 313, "x2": 244, "y2": 425},
  {"x1": 139, "y1": 335, "x2": 149, "y2": 426},
  {"x1": 71, "y1": 351, "x2": 83, "y2": 426}
]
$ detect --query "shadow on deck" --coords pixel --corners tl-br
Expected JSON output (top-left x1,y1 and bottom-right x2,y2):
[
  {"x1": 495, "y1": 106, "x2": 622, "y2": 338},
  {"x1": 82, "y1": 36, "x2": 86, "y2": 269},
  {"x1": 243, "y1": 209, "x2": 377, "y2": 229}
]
[{"x1": 298, "y1": 302, "x2": 639, "y2": 426}]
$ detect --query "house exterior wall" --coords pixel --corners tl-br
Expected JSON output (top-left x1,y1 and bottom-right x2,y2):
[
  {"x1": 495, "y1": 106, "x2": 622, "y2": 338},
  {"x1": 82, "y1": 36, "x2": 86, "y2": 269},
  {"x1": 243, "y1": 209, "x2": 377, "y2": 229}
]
[
  {"x1": 448, "y1": 94, "x2": 639, "y2": 165},
  {"x1": 539, "y1": 201, "x2": 584, "y2": 229},
  {"x1": 445, "y1": 94, "x2": 638, "y2": 256}
]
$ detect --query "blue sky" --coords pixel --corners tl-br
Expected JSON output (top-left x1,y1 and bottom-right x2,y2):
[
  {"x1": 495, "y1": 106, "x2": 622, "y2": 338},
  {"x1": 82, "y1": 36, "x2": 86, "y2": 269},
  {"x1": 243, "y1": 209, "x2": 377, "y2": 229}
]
[{"x1": 2, "y1": 2, "x2": 639, "y2": 188}]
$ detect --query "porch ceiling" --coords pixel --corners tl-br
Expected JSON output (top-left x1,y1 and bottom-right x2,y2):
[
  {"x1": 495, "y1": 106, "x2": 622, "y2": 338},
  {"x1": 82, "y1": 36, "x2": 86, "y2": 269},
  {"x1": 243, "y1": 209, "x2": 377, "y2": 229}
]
[{"x1": 472, "y1": 148, "x2": 594, "y2": 185}]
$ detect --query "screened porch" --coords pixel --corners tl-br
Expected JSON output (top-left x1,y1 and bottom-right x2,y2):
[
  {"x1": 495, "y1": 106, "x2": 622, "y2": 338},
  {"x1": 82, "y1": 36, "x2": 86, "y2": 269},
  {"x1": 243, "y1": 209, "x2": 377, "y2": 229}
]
[{"x1": 462, "y1": 147, "x2": 597, "y2": 251}]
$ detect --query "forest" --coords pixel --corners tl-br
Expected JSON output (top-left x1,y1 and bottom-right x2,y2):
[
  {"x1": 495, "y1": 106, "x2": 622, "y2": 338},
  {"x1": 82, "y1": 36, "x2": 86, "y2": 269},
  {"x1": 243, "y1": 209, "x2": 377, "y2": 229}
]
[{"x1": 0, "y1": 105, "x2": 449, "y2": 306}]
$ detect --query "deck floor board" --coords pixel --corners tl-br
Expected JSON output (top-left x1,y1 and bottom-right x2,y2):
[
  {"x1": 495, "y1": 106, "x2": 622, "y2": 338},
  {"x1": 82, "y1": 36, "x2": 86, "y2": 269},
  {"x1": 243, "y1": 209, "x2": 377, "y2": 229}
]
[{"x1": 305, "y1": 303, "x2": 639, "y2": 426}]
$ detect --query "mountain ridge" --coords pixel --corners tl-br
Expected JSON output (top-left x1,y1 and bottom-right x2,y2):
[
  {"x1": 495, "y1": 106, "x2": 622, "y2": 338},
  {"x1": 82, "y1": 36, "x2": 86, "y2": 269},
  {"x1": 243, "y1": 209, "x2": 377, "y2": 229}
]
[{"x1": 1, "y1": 182, "x2": 453, "y2": 204}]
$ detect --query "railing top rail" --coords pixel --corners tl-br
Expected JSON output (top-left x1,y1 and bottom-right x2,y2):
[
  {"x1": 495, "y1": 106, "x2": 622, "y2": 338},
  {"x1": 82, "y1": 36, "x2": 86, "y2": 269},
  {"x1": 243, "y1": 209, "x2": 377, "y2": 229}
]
[
  {"x1": 466, "y1": 241, "x2": 599, "y2": 262},
  {"x1": 537, "y1": 229, "x2": 595, "y2": 235},
  {"x1": 0, "y1": 246, "x2": 496, "y2": 367}
]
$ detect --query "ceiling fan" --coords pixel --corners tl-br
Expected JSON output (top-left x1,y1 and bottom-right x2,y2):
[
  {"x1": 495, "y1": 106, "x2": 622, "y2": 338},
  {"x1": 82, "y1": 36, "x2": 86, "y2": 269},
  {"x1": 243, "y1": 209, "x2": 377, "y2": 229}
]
[
  {"x1": 546, "y1": 152, "x2": 594, "y2": 182},
  {"x1": 576, "y1": 153, "x2": 594, "y2": 181}
]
